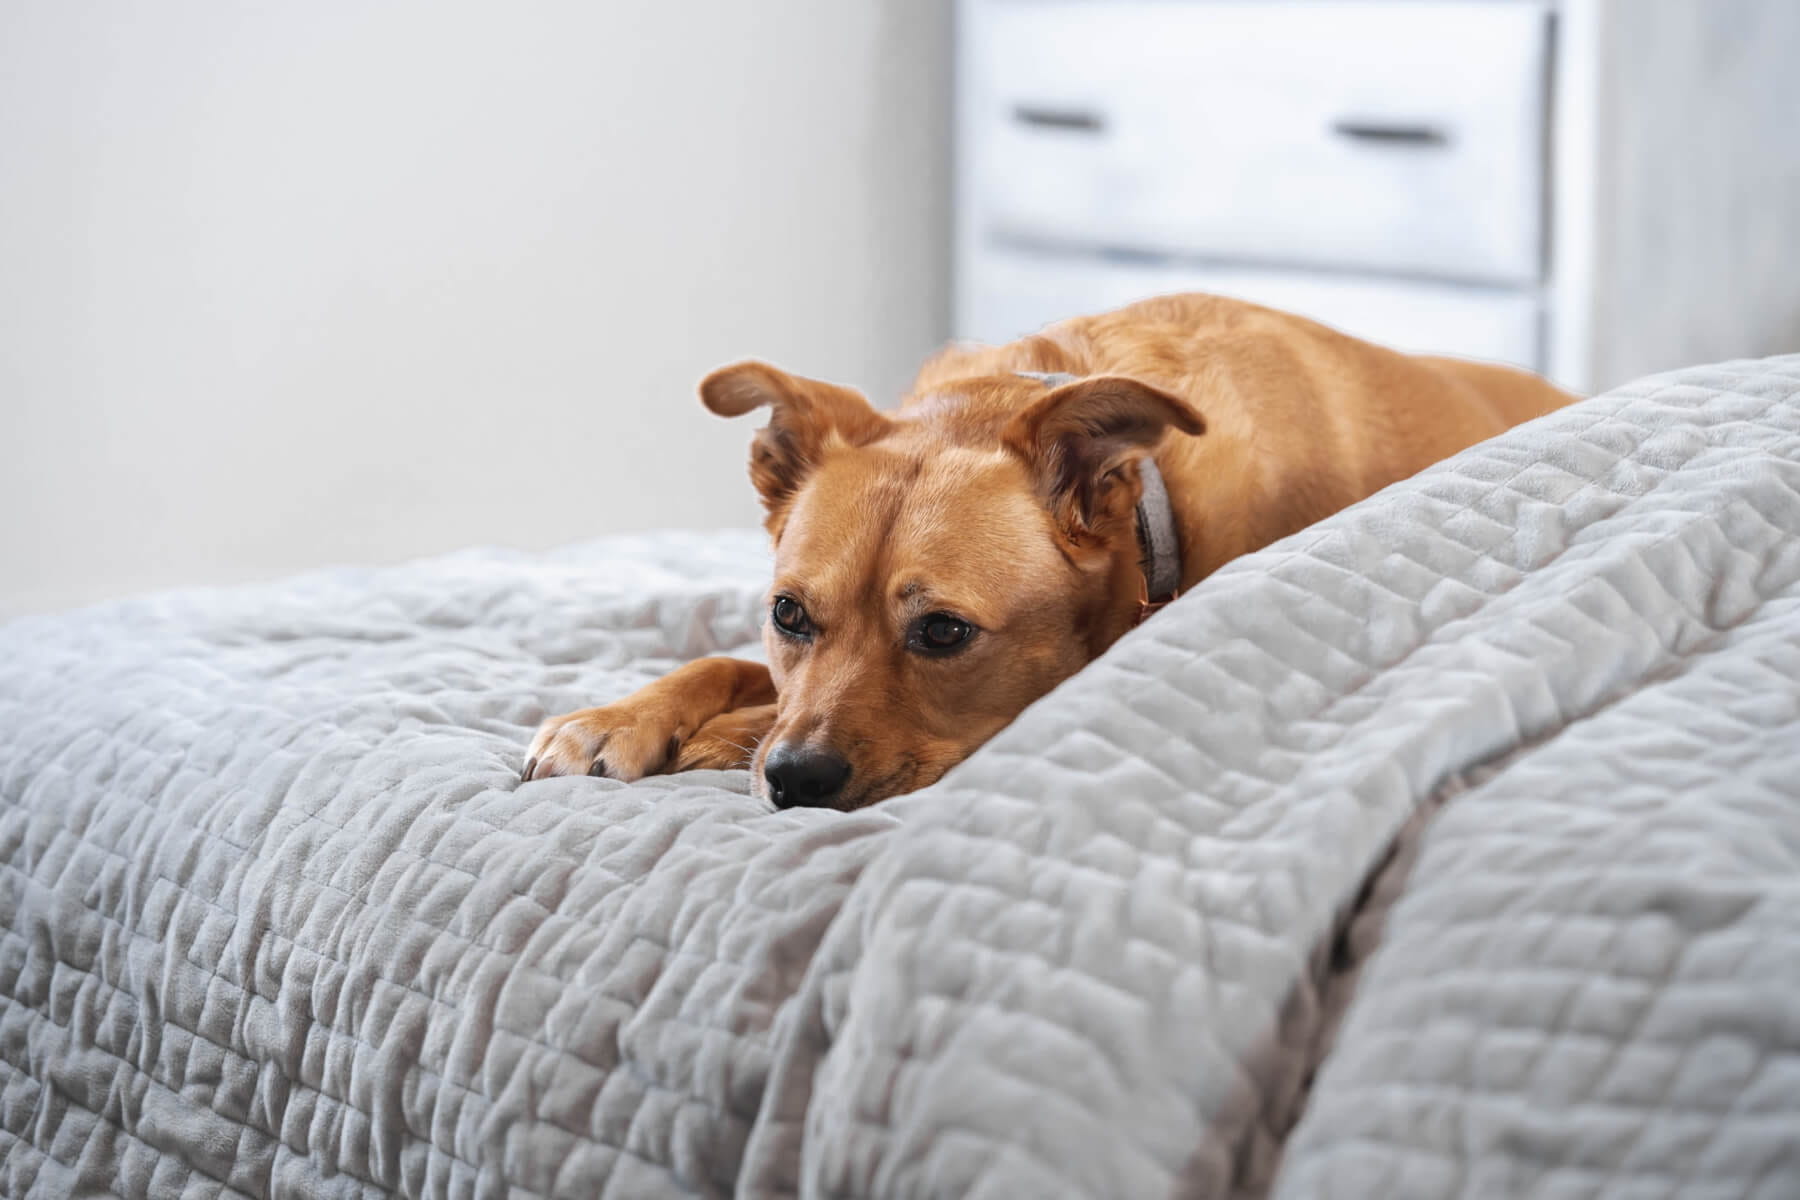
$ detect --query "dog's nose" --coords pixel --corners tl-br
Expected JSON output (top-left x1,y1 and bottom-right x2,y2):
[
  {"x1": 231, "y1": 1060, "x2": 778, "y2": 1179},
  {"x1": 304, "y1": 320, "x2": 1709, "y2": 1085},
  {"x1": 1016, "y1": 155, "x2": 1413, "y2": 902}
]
[{"x1": 763, "y1": 745, "x2": 852, "y2": 809}]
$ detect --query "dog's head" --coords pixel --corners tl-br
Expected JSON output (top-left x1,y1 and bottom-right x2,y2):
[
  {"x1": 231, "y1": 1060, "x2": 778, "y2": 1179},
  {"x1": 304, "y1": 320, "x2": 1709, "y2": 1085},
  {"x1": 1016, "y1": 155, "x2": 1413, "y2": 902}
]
[{"x1": 701, "y1": 361, "x2": 1204, "y2": 810}]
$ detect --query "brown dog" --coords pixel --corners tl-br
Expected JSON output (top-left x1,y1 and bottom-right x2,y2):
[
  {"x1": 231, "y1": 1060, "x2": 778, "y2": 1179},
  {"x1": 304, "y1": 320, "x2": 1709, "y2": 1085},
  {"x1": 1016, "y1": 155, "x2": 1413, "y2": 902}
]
[{"x1": 524, "y1": 293, "x2": 1572, "y2": 808}]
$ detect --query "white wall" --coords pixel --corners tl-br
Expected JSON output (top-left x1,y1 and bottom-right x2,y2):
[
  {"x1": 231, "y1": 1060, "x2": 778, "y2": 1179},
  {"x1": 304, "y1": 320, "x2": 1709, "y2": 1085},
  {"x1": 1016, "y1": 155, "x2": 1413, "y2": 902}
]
[{"x1": 0, "y1": 3, "x2": 952, "y2": 618}]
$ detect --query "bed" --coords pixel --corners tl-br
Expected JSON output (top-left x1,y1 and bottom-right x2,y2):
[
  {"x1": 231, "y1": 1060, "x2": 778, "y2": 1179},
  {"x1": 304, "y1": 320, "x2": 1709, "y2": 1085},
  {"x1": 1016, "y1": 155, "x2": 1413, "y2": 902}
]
[{"x1": 4, "y1": 355, "x2": 1798, "y2": 1198}]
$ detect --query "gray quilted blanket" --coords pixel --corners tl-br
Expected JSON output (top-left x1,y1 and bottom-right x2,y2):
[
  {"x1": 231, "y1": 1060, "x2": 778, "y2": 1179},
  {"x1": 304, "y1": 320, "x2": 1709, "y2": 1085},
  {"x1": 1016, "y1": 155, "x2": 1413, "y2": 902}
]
[{"x1": 4, "y1": 356, "x2": 1799, "y2": 1199}]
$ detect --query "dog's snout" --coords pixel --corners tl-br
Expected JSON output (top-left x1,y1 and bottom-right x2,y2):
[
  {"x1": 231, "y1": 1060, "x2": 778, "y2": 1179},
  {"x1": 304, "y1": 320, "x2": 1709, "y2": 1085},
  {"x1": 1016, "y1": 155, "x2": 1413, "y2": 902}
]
[{"x1": 763, "y1": 744, "x2": 851, "y2": 809}]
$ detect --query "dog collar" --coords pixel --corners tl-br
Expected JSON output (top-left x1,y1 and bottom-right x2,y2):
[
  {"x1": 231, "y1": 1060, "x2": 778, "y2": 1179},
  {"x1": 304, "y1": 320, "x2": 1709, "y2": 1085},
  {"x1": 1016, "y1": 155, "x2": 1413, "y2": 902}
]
[
  {"x1": 1016, "y1": 372, "x2": 1182, "y2": 614},
  {"x1": 1135, "y1": 457, "x2": 1180, "y2": 608}
]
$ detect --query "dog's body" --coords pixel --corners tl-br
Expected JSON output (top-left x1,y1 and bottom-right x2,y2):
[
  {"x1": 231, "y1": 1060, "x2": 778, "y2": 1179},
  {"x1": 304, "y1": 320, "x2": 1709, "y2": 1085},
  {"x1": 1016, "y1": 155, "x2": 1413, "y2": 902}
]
[{"x1": 525, "y1": 293, "x2": 1573, "y2": 807}]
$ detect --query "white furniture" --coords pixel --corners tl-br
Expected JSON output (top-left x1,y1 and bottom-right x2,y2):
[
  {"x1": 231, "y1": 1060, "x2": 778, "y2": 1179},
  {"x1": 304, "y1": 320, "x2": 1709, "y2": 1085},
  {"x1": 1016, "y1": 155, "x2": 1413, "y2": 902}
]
[{"x1": 954, "y1": 0, "x2": 1800, "y2": 394}]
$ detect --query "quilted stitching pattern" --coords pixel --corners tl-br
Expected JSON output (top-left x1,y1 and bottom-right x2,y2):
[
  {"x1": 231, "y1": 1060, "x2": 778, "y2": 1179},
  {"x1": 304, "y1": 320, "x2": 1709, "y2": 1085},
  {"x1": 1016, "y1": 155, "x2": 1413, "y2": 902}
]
[
  {"x1": 1273, "y1": 376, "x2": 1800, "y2": 1197},
  {"x1": 1, "y1": 534, "x2": 899, "y2": 1198},
  {"x1": 4, "y1": 360, "x2": 1799, "y2": 1197}
]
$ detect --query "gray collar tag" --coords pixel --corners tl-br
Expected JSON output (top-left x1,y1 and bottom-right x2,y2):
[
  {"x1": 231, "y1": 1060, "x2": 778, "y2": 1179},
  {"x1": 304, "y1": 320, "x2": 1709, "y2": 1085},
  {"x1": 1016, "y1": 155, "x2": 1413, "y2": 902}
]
[{"x1": 1015, "y1": 372, "x2": 1182, "y2": 609}]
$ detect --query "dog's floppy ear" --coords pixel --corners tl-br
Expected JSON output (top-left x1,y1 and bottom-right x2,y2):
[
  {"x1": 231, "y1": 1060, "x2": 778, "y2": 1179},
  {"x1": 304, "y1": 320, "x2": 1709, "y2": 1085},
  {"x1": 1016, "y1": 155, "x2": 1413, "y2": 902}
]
[
  {"x1": 1004, "y1": 375, "x2": 1205, "y2": 538},
  {"x1": 700, "y1": 361, "x2": 890, "y2": 513}
]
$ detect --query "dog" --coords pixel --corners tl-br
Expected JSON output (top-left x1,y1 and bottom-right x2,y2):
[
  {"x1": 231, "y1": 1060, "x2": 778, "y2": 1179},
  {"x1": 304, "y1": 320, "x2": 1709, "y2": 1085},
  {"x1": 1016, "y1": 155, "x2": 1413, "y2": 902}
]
[{"x1": 523, "y1": 293, "x2": 1573, "y2": 808}]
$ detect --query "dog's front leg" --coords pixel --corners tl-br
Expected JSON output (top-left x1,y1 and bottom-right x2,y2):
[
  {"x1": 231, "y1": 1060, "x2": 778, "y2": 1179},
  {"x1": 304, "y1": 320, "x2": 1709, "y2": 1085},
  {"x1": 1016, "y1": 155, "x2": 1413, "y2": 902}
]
[
  {"x1": 523, "y1": 657, "x2": 775, "y2": 782},
  {"x1": 673, "y1": 703, "x2": 777, "y2": 773}
]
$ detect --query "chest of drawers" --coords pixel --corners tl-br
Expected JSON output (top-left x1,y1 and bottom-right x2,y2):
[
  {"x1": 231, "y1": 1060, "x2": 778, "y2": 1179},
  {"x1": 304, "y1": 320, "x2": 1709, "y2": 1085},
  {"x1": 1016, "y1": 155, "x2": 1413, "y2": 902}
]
[{"x1": 955, "y1": 0, "x2": 1800, "y2": 393}]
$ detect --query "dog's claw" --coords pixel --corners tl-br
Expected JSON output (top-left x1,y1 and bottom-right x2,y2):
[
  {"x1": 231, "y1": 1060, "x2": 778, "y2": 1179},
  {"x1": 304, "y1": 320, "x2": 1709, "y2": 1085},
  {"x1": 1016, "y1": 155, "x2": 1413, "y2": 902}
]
[
  {"x1": 522, "y1": 756, "x2": 537, "y2": 782},
  {"x1": 588, "y1": 759, "x2": 607, "y2": 778}
]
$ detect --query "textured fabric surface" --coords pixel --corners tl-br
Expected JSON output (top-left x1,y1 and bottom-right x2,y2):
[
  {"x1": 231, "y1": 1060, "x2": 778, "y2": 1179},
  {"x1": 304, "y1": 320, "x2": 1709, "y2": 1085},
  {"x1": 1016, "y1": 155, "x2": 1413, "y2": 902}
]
[{"x1": 3, "y1": 357, "x2": 1799, "y2": 1198}]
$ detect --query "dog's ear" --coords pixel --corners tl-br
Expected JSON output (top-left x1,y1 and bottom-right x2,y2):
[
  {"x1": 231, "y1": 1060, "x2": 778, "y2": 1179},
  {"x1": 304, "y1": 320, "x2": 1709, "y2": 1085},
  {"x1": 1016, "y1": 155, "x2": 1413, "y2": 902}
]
[
  {"x1": 1004, "y1": 375, "x2": 1205, "y2": 538},
  {"x1": 700, "y1": 361, "x2": 891, "y2": 513}
]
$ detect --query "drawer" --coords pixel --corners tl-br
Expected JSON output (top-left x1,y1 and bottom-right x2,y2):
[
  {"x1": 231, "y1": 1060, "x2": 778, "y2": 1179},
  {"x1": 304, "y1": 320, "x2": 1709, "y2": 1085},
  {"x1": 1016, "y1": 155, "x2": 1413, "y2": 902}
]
[
  {"x1": 960, "y1": 1, "x2": 1551, "y2": 284},
  {"x1": 957, "y1": 249, "x2": 1542, "y2": 368}
]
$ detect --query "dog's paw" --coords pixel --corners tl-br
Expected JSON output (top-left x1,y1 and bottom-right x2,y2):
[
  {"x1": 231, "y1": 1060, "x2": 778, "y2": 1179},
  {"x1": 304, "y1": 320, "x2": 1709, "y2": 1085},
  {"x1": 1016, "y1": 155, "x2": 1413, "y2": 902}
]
[{"x1": 523, "y1": 705, "x2": 680, "y2": 783}]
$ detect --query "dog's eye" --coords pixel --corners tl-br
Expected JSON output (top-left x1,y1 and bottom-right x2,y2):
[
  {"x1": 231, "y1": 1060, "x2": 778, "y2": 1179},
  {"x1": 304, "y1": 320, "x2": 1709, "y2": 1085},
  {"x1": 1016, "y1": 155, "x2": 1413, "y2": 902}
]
[
  {"x1": 914, "y1": 612, "x2": 974, "y2": 653},
  {"x1": 771, "y1": 596, "x2": 812, "y2": 638}
]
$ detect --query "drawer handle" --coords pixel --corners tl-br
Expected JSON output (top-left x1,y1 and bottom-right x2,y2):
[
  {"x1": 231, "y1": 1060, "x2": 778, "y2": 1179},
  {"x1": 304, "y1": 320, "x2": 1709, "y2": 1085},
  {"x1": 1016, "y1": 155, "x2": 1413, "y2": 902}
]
[
  {"x1": 1012, "y1": 104, "x2": 1107, "y2": 134},
  {"x1": 1331, "y1": 119, "x2": 1451, "y2": 147}
]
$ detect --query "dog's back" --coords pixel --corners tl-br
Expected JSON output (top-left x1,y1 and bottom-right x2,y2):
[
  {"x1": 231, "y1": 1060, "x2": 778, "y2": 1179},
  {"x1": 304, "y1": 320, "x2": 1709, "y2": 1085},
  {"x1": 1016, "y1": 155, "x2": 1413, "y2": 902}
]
[{"x1": 911, "y1": 292, "x2": 1575, "y2": 578}]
